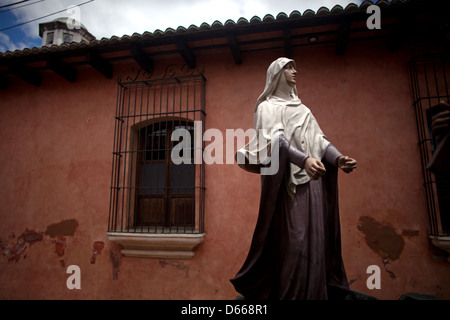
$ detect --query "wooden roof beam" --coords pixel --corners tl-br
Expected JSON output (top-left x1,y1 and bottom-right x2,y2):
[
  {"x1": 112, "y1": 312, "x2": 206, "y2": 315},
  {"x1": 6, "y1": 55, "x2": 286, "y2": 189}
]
[
  {"x1": 86, "y1": 51, "x2": 113, "y2": 79},
  {"x1": 9, "y1": 64, "x2": 41, "y2": 86},
  {"x1": 387, "y1": 13, "x2": 413, "y2": 52},
  {"x1": 227, "y1": 33, "x2": 242, "y2": 65},
  {"x1": 130, "y1": 44, "x2": 154, "y2": 74},
  {"x1": 336, "y1": 21, "x2": 350, "y2": 56},
  {"x1": 177, "y1": 40, "x2": 196, "y2": 69},
  {"x1": 47, "y1": 57, "x2": 77, "y2": 82},
  {"x1": 0, "y1": 74, "x2": 8, "y2": 90},
  {"x1": 284, "y1": 28, "x2": 292, "y2": 58}
]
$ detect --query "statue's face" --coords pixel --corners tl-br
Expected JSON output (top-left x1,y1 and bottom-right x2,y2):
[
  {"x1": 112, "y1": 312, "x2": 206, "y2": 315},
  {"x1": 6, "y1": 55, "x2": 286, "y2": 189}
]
[{"x1": 283, "y1": 63, "x2": 297, "y2": 87}]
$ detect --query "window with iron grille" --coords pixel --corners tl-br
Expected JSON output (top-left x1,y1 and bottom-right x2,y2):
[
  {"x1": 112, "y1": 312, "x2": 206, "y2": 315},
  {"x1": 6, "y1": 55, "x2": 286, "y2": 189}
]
[
  {"x1": 409, "y1": 54, "x2": 450, "y2": 236},
  {"x1": 108, "y1": 74, "x2": 206, "y2": 234}
]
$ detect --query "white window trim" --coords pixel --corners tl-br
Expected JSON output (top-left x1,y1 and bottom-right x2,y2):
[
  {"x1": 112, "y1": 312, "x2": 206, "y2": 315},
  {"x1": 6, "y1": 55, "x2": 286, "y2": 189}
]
[{"x1": 107, "y1": 232, "x2": 205, "y2": 259}]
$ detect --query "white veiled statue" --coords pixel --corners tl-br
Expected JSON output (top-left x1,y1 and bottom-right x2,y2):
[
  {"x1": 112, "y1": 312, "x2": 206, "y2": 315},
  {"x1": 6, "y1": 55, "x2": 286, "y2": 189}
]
[{"x1": 231, "y1": 57, "x2": 357, "y2": 300}]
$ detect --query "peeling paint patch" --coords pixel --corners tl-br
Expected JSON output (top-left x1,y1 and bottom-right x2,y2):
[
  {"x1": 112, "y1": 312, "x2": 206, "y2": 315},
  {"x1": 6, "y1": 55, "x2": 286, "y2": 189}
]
[
  {"x1": 53, "y1": 236, "x2": 66, "y2": 257},
  {"x1": 44, "y1": 219, "x2": 78, "y2": 238},
  {"x1": 1, "y1": 229, "x2": 43, "y2": 263},
  {"x1": 21, "y1": 229, "x2": 43, "y2": 243},
  {"x1": 90, "y1": 241, "x2": 105, "y2": 264},
  {"x1": 357, "y1": 216, "x2": 405, "y2": 261}
]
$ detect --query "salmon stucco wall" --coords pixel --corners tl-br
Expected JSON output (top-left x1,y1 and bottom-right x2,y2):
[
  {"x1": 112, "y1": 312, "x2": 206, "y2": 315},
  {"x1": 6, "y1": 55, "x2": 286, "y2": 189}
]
[{"x1": 0, "y1": 39, "x2": 449, "y2": 299}]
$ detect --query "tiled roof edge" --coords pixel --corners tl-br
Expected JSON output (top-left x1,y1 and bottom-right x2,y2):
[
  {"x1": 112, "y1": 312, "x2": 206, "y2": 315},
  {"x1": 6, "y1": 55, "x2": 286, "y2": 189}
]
[{"x1": 0, "y1": 0, "x2": 410, "y2": 59}]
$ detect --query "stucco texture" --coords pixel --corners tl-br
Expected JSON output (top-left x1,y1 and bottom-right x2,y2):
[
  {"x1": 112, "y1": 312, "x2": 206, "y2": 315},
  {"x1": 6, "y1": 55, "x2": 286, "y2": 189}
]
[{"x1": 0, "y1": 40, "x2": 449, "y2": 299}]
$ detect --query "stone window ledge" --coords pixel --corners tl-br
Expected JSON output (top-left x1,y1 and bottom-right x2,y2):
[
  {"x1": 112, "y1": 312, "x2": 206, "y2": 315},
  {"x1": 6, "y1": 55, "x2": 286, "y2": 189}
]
[
  {"x1": 107, "y1": 232, "x2": 205, "y2": 259},
  {"x1": 429, "y1": 235, "x2": 450, "y2": 262}
]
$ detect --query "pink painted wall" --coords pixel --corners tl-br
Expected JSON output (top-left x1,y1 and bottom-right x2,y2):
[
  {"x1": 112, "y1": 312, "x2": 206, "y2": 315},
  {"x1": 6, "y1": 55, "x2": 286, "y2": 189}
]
[{"x1": 0, "y1": 39, "x2": 449, "y2": 300}]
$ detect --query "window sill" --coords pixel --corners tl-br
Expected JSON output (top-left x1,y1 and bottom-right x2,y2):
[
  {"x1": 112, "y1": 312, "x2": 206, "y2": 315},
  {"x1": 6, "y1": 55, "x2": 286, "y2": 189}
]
[
  {"x1": 107, "y1": 232, "x2": 206, "y2": 259},
  {"x1": 429, "y1": 235, "x2": 450, "y2": 262}
]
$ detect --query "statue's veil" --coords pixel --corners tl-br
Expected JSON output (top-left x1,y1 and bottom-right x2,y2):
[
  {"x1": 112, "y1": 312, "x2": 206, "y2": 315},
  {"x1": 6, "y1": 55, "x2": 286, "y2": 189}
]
[{"x1": 254, "y1": 57, "x2": 300, "y2": 112}]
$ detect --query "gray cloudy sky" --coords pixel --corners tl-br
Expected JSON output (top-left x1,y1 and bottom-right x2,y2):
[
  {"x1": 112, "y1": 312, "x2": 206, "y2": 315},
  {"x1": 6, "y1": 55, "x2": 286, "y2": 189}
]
[{"x1": 0, "y1": 0, "x2": 365, "y2": 51}]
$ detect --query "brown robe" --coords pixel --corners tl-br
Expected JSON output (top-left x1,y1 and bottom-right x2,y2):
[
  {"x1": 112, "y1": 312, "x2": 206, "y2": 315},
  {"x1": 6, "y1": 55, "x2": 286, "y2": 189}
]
[{"x1": 230, "y1": 138, "x2": 350, "y2": 300}]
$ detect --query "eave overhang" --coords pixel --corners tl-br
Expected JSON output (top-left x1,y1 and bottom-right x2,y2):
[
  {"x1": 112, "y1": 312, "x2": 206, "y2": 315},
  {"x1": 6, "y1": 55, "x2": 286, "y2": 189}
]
[{"x1": 0, "y1": 0, "x2": 448, "y2": 89}]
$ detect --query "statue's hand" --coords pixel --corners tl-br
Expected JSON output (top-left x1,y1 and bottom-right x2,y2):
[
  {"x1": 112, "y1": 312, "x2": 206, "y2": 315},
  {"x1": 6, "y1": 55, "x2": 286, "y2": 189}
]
[
  {"x1": 304, "y1": 158, "x2": 326, "y2": 180},
  {"x1": 337, "y1": 156, "x2": 357, "y2": 173}
]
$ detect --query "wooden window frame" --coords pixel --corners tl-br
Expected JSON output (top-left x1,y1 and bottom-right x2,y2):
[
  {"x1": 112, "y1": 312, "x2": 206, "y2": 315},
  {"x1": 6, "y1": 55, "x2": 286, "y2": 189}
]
[{"x1": 135, "y1": 121, "x2": 196, "y2": 231}]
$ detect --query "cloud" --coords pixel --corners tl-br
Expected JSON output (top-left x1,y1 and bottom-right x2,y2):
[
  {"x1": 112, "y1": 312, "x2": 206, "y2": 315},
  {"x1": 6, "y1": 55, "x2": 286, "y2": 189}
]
[
  {"x1": 0, "y1": 31, "x2": 28, "y2": 52},
  {"x1": 81, "y1": 0, "x2": 362, "y2": 38}
]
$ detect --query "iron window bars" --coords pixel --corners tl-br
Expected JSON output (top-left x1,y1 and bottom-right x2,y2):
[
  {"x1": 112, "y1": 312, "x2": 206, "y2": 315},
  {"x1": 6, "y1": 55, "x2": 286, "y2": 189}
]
[
  {"x1": 108, "y1": 73, "x2": 206, "y2": 234},
  {"x1": 409, "y1": 54, "x2": 450, "y2": 236}
]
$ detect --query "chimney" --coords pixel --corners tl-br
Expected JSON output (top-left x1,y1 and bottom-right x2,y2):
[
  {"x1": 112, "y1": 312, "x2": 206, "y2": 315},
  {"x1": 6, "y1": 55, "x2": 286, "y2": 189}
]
[{"x1": 39, "y1": 17, "x2": 95, "y2": 46}]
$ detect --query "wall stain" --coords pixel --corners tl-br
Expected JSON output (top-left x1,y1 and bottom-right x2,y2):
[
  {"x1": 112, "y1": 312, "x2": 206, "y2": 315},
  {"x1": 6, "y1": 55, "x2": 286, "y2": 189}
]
[
  {"x1": 358, "y1": 216, "x2": 405, "y2": 261},
  {"x1": 90, "y1": 241, "x2": 105, "y2": 264},
  {"x1": 110, "y1": 243, "x2": 122, "y2": 280},
  {"x1": 53, "y1": 236, "x2": 66, "y2": 257},
  {"x1": 1, "y1": 229, "x2": 43, "y2": 263},
  {"x1": 44, "y1": 219, "x2": 78, "y2": 258},
  {"x1": 44, "y1": 219, "x2": 79, "y2": 238},
  {"x1": 357, "y1": 215, "x2": 413, "y2": 279},
  {"x1": 402, "y1": 229, "x2": 420, "y2": 237},
  {"x1": 159, "y1": 259, "x2": 190, "y2": 278},
  {"x1": 382, "y1": 259, "x2": 397, "y2": 280}
]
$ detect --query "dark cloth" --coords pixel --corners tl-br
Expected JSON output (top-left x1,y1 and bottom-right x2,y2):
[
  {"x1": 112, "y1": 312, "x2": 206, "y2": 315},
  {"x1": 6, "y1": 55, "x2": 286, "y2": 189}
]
[{"x1": 230, "y1": 138, "x2": 349, "y2": 300}]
